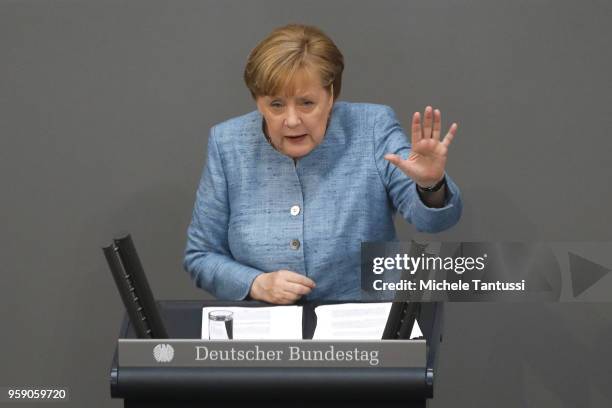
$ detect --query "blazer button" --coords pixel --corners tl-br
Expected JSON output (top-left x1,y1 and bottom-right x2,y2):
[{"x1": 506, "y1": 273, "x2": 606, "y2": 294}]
[
  {"x1": 290, "y1": 205, "x2": 301, "y2": 216},
  {"x1": 290, "y1": 239, "x2": 301, "y2": 250}
]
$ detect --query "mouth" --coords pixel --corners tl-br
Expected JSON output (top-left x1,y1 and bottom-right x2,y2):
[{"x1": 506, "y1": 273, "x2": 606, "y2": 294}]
[{"x1": 285, "y1": 134, "x2": 308, "y2": 142}]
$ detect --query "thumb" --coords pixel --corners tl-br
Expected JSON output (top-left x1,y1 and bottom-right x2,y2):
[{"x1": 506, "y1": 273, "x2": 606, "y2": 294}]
[
  {"x1": 384, "y1": 153, "x2": 403, "y2": 167},
  {"x1": 385, "y1": 153, "x2": 415, "y2": 178}
]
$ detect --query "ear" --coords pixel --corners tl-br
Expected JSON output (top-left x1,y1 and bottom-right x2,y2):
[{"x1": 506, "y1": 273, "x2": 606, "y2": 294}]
[
  {"x1": 327, "y1": 90, "x2": 335, "y2": 112},
  {"x1": 327, "y1": 85, "x2": 335, "y2": 112},
  {"x1": 255, "y1": 96, "x2": 266, "y2": 114}
]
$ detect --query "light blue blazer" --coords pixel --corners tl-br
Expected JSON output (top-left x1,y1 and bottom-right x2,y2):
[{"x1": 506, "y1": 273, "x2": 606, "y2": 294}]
[{"x1": 184, "y1": 102, "x2": 462, "y2": 301}]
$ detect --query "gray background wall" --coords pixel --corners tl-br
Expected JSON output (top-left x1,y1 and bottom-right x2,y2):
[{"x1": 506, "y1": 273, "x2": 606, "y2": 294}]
[{"x1": 1, "y1": 0, "x2": 611, "y2": 406}]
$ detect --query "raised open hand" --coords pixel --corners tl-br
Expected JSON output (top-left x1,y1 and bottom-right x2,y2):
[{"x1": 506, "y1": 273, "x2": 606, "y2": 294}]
[{"x1": 384, "y1": 106, "x2": 458, "y2": 188}]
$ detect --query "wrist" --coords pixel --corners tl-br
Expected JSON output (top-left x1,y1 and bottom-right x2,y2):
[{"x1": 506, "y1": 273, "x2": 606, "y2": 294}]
[
  {"x1": 417, "y1": 175, "x2": 446, "y2": 192},
  {"x1": 249, "y1": 274, "x2": 265, "y2": 300}
]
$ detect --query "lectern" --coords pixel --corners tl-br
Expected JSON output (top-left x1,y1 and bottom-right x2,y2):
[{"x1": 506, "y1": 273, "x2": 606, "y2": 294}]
[{"x1": 109, "y1": 300, "x2": 444, "y2": 408}]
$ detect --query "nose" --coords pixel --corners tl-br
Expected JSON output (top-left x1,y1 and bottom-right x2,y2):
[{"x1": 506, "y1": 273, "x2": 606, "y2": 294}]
[{"x1": 284, "y1": 106, "x2": 301, "y2": 128}]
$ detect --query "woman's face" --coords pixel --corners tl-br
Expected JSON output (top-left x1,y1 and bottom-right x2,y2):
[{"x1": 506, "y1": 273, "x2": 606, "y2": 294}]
[{"x1": 256, "y1": 70, "x2": 334, "y2": 159}]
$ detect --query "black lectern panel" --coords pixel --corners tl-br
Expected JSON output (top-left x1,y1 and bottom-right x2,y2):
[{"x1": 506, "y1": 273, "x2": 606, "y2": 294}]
[
  {"x1": 117, "y1": 367, "x2": 428, "y2": 401},
  {"x1": 123, "y1": 399, "x2": 426, "y2": 408}
]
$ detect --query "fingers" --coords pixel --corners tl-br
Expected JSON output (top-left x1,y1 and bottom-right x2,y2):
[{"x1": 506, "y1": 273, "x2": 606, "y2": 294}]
[
  {"x1": 432, "y1": 109, "x2": 441, "y2": 140},
  {"x1": 282, "y1": 270, "x2": 316, "y2": 289},
  {"x1": 274, "y1": 290, "x2": 299, "y2": 304},
  {"x1": 416, "y1": 106, "x2": 454, "y2": 144},
  {"x1": 284, "y1": 281, "x2": 313, "y2": 296},
  {"x1": 250, "y1": 271, "x2": 315, "y2": 305},
  {"x1": 277, "y1": 277, "x2": 313, "y2": 304},
  {"x1": 265, "y1": 270, "x2": 317, "y2": 304},
  {"x1": 442, "y1": 123, "x2": 458, "y2": 147},
  {"x1": 411, "y1": 112, "x2": 422, "y2": 146},
  {"x1": 423, "y1": 106, "x2": 433, "y2": 139}
]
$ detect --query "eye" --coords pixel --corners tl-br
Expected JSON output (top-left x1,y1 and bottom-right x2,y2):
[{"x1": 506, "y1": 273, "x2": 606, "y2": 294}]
[{"x1": 270, "y1": 100, "x2": 283, "y2": 108}]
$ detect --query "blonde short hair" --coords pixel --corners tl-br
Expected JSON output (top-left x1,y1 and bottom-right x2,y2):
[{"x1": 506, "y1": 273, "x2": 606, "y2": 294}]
[{"x1": 244, "y1": 24, "x2": 344, "y2": 100}]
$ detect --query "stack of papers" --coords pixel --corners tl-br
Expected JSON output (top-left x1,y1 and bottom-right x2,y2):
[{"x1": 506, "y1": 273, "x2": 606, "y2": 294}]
[
  {"x1": 201, "y1": 303, "x2": 423, "y2": 340},
  {"x1": 312, "y1": 303, "x2": 393, "y2": 339},
  {"x1": 202, "y1": 306, "x2": 302, "y2": 340}
]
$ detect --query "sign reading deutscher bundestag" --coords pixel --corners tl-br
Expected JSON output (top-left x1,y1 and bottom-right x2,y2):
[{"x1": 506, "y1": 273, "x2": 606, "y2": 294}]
[
  {"x1": 118, "y1": 340, "x2": 425, "y2": 368},
  {"x1": 361, "y1": 242, "x2": 612, "y2": 302}
]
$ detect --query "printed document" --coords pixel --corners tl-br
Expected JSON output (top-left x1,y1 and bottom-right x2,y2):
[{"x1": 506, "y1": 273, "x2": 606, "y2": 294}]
[
  {"x1": 313, "y1": 303, "x2": 423, "y2": 339},
  {"x1": 201, "y1": 303, "x2": 422, "y2": 340},
  {"x1": 201, "y1": 306, "x2": 302, "y2": 340}
]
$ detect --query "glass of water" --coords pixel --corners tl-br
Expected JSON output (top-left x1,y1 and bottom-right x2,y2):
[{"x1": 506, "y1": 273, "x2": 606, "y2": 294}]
[{"x1": 208, "y1": 310, "x2": 233, "y2": 340}]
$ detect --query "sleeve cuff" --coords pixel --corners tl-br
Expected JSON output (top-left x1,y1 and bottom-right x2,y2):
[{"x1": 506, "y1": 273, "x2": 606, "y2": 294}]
[
  {"x1": 410, "y1": 173, "x2": 463, "y2": 233},
  {"x1": 193, "y1": 254, "x2": 264, "y2": 301}
]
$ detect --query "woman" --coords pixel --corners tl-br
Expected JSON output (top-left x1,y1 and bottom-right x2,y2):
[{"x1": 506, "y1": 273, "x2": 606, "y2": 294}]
[{"x1": 184, "y1": 24, "x2": 462, "y2": 304}]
